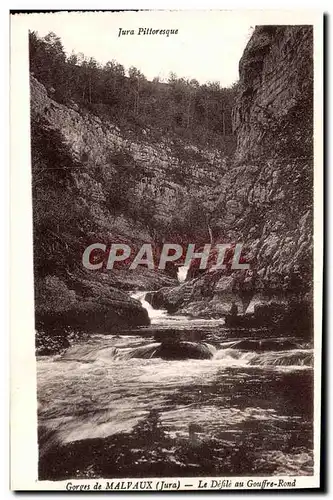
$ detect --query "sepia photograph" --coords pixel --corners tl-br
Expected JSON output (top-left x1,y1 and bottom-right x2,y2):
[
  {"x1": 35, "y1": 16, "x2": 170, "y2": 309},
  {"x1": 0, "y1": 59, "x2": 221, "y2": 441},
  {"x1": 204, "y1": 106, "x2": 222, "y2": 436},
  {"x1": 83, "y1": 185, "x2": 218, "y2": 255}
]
[{"x1": 10, "y1": 10, "x2": 323, "y2": 491}]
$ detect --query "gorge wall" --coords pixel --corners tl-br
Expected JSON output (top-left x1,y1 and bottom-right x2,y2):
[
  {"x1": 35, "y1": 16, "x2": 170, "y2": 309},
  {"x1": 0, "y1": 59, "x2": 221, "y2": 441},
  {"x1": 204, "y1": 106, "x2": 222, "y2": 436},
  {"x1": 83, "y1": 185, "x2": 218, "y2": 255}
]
[
  {"x1": 31, "y1": 25, "x2": 314, "y2": 343},
  {"x1": 154, "y1": 25, "x2": 313, "y2": 319},
  {"x1": 30, "y1": 74, "x2": 232, "y2": 341}
]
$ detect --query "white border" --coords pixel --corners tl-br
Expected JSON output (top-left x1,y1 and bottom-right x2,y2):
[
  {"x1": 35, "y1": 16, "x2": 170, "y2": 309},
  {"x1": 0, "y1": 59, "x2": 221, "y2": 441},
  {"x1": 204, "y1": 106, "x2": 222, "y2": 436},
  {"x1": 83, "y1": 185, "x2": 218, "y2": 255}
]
[{"x1": 9, "y1": 8, "x2": 324, "y2": 492}]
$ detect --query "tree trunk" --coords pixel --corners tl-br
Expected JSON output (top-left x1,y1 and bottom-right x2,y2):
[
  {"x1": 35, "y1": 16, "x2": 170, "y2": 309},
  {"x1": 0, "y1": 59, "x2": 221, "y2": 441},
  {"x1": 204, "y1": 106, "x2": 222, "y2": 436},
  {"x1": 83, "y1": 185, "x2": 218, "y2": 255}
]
[
  {"x1": 89, "y1": 76, "x2": 92, "y2": 104},
  {"x1": 208, "y1": 224, "x2": 213, "y2": 245},
  {"x1": 222, "y1": 110, "x2": 226, "y2": 135}
]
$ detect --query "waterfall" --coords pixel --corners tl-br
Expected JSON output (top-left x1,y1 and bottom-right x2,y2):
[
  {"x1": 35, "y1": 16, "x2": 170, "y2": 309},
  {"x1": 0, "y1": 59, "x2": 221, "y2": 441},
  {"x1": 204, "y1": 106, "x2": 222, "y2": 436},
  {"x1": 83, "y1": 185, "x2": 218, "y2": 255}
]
[
  {"x1": 131, "y1": 291, "x2": 169, "y2": 323},
  {"x1": 177, "y1": 265, "x2": 189, "y2": 283},
  {"x1": 130, "y1": 290, "x2": 191, "y2": 325}
]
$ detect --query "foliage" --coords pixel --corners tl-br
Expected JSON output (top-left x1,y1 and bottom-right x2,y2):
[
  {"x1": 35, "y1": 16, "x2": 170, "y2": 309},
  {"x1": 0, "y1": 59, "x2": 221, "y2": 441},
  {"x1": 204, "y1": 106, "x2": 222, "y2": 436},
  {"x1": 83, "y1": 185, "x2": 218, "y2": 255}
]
[
  {"x1": 29, "y1": 31, "x2": 237, "y2": 149},
  {"x1": 35, "y1": 275, "x2": 77, "y2": 314},
  {"x1": 31, "y1": 116, "x2": 94, "y2": 279}
]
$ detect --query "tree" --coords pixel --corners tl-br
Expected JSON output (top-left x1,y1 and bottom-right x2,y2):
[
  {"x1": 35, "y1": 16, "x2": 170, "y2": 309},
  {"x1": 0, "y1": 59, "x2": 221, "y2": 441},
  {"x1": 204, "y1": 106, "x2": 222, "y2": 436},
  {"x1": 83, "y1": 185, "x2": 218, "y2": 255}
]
[
  {"x1": 29, "y1": 31, "x2": 237, "y2": 150},
  {"x1": 128, "y1": 66, "x2": 147, "y2": 115}
]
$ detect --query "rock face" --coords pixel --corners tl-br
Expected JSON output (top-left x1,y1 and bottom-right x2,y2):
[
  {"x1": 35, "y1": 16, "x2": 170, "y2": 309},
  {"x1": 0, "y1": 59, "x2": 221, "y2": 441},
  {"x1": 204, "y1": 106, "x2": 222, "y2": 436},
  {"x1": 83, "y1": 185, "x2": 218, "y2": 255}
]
[
  {"x1": 30, "y1": 75, "x2": 229, "y2": 233},
  {"x1": 233, "y1": 26, "x2": 313, "y2": 162},
  {"x1": 224, "y1": 25, "x2": 313, "y2": 294},
  {"x1": 30, "y1": 75, "x2": 231, "y2": 338},
  {"x1": 35, "y1": 275, "x2": 150, "y2": 352},
  {"x1": 31, "y1": 26, "x2": 314, "y2": 334},
  {"x1": 155, "y1": 26, "x2": 313, "y2": 319}
]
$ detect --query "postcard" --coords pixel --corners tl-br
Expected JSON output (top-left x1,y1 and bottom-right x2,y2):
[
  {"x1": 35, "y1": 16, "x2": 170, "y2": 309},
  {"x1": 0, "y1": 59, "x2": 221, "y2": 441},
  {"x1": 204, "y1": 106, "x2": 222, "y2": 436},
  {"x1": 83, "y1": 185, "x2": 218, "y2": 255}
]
[{"x1": 10, "y1": 9, "x2": 323, "y2": 491}]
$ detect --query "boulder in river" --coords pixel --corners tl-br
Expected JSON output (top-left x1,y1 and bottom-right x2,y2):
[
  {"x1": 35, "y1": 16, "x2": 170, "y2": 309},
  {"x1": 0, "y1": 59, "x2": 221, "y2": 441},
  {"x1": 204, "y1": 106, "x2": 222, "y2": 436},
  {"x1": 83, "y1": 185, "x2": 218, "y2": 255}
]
[
  {"x1": 121, "y1": 341, "x2": 216, "y2": 360},
  {"x1": 156, "y1": 341, "x2": 216, "y2": 360},
  {"x1": 37, "y1": 296, "x2": 150, "y2": 334}
]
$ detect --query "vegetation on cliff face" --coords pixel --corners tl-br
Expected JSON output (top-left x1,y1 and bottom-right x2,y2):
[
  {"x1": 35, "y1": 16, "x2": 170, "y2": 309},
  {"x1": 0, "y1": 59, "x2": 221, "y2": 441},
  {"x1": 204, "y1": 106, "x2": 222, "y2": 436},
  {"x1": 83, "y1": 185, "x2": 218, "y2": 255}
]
[{"x1": 31, "y1": 96, "x2": 157, "y2": 341}]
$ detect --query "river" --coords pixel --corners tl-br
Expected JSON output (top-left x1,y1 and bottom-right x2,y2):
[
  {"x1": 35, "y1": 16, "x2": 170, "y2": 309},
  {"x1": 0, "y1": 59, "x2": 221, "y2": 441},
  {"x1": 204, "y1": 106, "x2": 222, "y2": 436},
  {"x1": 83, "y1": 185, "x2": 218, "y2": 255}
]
[{"x1": 37, "y1": 291, "x2": 313, "y2": 479}]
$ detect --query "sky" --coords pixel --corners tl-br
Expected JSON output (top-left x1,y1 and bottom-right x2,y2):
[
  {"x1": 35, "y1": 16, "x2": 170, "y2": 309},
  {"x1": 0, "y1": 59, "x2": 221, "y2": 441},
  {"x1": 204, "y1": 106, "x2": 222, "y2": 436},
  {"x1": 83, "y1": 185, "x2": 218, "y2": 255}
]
[{"x1": 26, "y1": 11, "x2": 254, "y2": 87}]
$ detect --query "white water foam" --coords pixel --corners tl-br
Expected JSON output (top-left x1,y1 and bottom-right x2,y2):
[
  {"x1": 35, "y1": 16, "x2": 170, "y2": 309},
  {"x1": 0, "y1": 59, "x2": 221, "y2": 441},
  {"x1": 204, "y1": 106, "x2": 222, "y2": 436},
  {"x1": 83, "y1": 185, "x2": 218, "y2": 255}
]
[
  {"x1": 131, "y1": 291, "x2": 169, "y2": 324},
  {"x1": 131, "y1": 290, "x2": 225, "y2": 326},
  {"x1": 214, "y1": 347, "x2": 313, "y2": 367}
]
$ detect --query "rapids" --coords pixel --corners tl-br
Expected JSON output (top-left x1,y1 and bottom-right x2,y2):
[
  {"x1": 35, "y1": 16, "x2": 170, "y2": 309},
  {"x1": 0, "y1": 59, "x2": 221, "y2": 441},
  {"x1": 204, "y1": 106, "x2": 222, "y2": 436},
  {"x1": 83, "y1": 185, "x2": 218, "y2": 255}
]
[{"x1": 37, "y1": 291, "x2": 314, "y2": 478}]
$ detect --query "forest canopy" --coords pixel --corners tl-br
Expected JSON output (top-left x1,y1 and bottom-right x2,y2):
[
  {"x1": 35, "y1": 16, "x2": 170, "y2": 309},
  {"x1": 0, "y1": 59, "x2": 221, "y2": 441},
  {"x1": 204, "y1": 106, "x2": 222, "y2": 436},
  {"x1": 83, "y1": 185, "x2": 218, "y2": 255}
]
[{"x1": 29, "y1": 31, "x2": 238, "y2": 149}]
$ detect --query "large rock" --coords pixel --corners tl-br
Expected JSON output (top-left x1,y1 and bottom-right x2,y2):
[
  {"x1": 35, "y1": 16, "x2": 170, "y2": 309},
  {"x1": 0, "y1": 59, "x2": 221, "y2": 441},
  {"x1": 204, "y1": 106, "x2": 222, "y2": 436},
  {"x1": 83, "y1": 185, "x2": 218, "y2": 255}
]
[
  {"x1": 233, "y1": 26, "x2": 313, "y2": 162},
  {"x1": 121, "y1": 341, "x2": 216, "y2": 360},
  {"x1": 35, "y1": 275, "x2": 150, "y2": 352},
  {"x1": 36, "y1": 297, "x2": 149, "y2": 333},
  {"x1": 145, "y1": 281, "x2": 193, "y2": 312}
]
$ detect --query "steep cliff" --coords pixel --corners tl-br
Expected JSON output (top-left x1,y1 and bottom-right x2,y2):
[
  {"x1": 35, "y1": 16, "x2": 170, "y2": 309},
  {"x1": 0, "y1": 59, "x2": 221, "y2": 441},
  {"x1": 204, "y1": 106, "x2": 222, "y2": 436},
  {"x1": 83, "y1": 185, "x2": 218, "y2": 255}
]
[
  {"x1": 154, "y1": 26, "x2": 313, "y2": 319},
  {"x1": 234, "y1": 26, "x2": 313, "y2": 161},
  {"x1": 30, "y1": 75, "x2": 232, "y2": 339},
  {"x1": 32, "y1": 25, "x2": 314, "y2": 338}
]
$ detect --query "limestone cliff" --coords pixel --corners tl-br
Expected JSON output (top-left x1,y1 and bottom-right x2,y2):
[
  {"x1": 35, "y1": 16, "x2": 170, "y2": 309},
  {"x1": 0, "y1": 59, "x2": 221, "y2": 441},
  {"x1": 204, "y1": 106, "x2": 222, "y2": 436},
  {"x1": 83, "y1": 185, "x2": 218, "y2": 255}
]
[
  {"x1": 31, "y1": 25, "x2": 314, "y2": 334},
  {"x1": 31, "y1": 75, "x2": 228, "y2": 233},
  {"x1": 234, "y1": 26, "x2": 313, "y2": 161},
  {"x1": 30, "y1": 75, "x2": 231, "y2": 336},
  {"x1": 154, "y1": 26, "x2": 313, "y2": 318}
]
